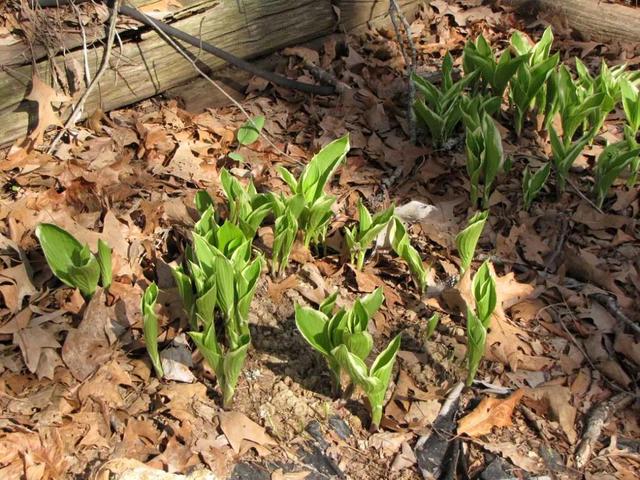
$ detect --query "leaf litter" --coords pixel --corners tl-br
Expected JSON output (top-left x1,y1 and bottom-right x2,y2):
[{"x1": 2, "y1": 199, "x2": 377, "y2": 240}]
[{"x1": 1, "y1": 1, "x2": 640, "y2": 479}]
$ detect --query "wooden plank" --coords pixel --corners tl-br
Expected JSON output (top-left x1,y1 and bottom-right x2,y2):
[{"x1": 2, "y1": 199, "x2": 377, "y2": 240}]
[
  {"x1": 0, "y1": 0, "x2": 219, "y2": 67},
  {"x1": 0, "y1": 0, "x2": 335, "y2": 146},
  {"x1": 336, "y1": 0, "x2": 423, "y2": 32}
]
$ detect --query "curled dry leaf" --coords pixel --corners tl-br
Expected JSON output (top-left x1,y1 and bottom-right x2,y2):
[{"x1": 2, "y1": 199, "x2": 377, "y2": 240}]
[{"x1": 457, "y1": 389, "x2": 525, "y2": 437}]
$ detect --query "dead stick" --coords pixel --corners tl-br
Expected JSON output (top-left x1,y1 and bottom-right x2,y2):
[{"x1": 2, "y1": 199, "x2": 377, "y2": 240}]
[
  {"x1": 47, "y1": 0, "x2": 120, "y2": 154},
  {"x1": 590, "y1": 293, "x2": 640, "y2": 336},
  {"x1": 574, "y1": 392, "x2": 633, "y2": 469},
  {"x1": 389, "y1": 0, "x2": 417, "y2": 144}
]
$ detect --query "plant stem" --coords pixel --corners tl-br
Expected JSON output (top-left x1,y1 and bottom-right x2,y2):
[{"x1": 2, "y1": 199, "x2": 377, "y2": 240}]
[{"x1": 356, "y1": 250, "x2": 366, "y2": 271}]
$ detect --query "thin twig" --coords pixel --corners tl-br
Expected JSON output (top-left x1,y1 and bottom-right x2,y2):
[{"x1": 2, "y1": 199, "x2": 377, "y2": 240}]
[
  {"x1": 47, "y1": 0, "x2": 120, "y2": 154},
  {"x1": 131, "y1": 4, "x2": 303, "y2": 165},
  {"x1": 69, "y1": 0, "x2": 91, "y2": 85},
  {"x1": 590, "y1": 293, "x2": 640, "y2": 336},
  {"x1": 566, "y1": 177, "x2": 604, "y2": 214},
  {"x1": 389, "y1": 0, "x2": 417, "y2": 144}
]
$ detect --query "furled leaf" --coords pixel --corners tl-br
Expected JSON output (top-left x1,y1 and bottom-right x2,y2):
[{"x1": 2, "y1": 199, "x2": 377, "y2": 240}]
[
  {"x1": 97, "y1": 239, "x2": 112, "y2": 290},
  {"x1": 141, "y1": 282, "x2": 164, "y2": 378}
]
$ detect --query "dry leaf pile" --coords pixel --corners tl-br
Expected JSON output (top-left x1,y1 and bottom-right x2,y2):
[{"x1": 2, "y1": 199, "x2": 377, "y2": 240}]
[{"x1": 1, "y1": 1, "x2": 639, "y2": 479}]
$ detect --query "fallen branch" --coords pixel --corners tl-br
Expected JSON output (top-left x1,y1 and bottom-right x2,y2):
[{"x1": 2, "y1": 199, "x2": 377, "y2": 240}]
[
  {"x1": 590, "y1": 293, "x2": 640, "y2": 336},
  {"x1": 46, "y1": 0, "x2": 120, "y2": 154},
  {"x1": 574, "y1": 392, "x2": 634, "y2": 469}
]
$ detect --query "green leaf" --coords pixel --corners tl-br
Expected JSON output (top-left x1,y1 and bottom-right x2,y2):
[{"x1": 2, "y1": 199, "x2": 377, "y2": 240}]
[
  {"x1": 300, "y1": 135, "x2": 350, "y2": 204},
  {"x1": 465, "y1": 307, "x2": 486, "y2": 386},
  {"x1": 237, "y1": 115, "x2": 265, "y2": 145},
  {"x1": 344, "y1": 330, "x2": 373, "y2": 361},
  {"x1": 35, "y1": 223, "x2": 99, "y2": 296},
  {"x1": 195, "y1": 190, "x2": 214, "y2": 214},
  {"x1": 141, "y1": 282, "x2": 164, "y2": 378},
  {"x1": 472, "y1": 261, "x2": 497, "y2": 325},
  {"x1": 319, "y1": 291, "x2": 338, "y2": 317},
  {"x1": 425, "y1": 312, "x2": 440, "y2": 341},
  {"x1": 294, "y1": 304, "x2": 333, "y2": 358},
  {"x1": 221, "y1": 339, "x2": 250, "y2": 408},
  {"x1": 228, "y1": 152, "x2": 245, "y2": 163},
  {"x1": 360, "y1": 287, "x2": 384, "y2": 319},
  {"x1": 97, "y1": 239, "x2": 112, "y2": 290},
  {"x1": 522, "y1": 163, "x2": 551, "y2": 210},
  {"x1": 215, "y1": 256, "x2": 236, "y2": 321},
  {"x1": 455, "y1": 210, "x2": 488, "y2": 274}
]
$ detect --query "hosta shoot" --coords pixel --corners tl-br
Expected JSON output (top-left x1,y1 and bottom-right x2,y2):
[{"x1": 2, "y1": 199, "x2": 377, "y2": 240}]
[
  {"x1": 269, "y1": 192, "x2": 304, "y2": 277},
  {"x1": 465, "y1": 261, "x2": 497, "y2": 385},
  {"x1": 333, "y1": 334, "x2": 401, "y2": 430},
  {"x1": 549, "y1": 127, "x2": 594, "y2": 193},
  {"x1": 35, "y1": 223, "x2": 112, "y2": 298},
  {"x1": 522, "y1": 163, "x2": 551, "y2": 210},
  {"x1": 620, "y1": 79, "x2": 640, "y2": 184},
  {"x1": 455, "y1": 210, "x2": 488, "y2": 274},
  {"x1": 344, "y1": 201, "x2": 394, "y2": 270},
  {"x1": 463, "y1": 34, "x2": 529, "y2": 96},
  {"x1": 390, "y1": 218, "x2": 428, "y2": 294},
  {"x1": 593, "y1": 142, "x2": 640, "y2": 208},
  {"x1": 412, "y1": 53, "x2": 479, "y2": 147},
  {"x1": 295, "y1": 288, "x2": 384, "y2": 390},
  {"x1": 141, "y1": 282, "x2": 164, "y2": 379},
  {"x1": 220, "y1": 168, "x2": 271, "y2": 238},
  {"x1": 424, "y1": 312, "x2": 441, "y2": 342},
  {"x1": 277, "y1": 135, "x2": 350, "y2": 247},
  {"x1": 172, "y1": 203, "x2": 263, "y2": 408},
  {"x1": 464, "y1": 112, "x2": 504, "y2": 208},
  {"x1": 509, "y1": 28, "x2": 559, "y2": 135}
]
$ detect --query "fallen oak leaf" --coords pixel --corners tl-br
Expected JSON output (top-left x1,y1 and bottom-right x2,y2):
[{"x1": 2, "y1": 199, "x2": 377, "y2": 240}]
[
  {"x1": 457, "y1": 389, "x2": 525, "y2": 437},
  {"x1": 218, "y1": 411, "x2": 276, "y2": 455},
  {"x1": 22, "y1": 73, "x2": 71, "y2": 147}
]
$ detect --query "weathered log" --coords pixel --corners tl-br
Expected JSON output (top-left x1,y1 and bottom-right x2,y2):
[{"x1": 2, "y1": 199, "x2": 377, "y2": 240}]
[
  {"x1": 500, "y1": 0, "x2": 640, "y2": 44},
  {"x1": 0, "y1": 0, "x2": 423, "y2": 147}
]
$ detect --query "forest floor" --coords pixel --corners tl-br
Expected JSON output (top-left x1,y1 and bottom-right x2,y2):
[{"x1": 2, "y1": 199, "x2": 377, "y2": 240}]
[{"x1": 1, "y1": 1, "x2": 639, "y2": 479}]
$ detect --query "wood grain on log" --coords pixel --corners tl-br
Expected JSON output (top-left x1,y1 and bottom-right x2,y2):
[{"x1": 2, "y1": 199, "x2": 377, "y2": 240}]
[{"x1": 500, "y1": 0, "x2": 640, "y2": 44}]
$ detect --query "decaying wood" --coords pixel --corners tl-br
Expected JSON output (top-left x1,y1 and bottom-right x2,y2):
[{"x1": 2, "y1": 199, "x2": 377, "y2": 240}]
[
  {"x1": 0, "y1": 0, "x2": 423, "y2": 147},
  {"x1": 500, "y1": 0, "x2": 640, "y2": 44}
]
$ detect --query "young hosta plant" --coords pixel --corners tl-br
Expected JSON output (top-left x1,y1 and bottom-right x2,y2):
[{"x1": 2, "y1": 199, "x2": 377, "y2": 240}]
[
  {"x1": 412, "y1": 53, "x2": 479, "y2": 147},
  {"x1": 620, "y1": 79, "x2": 640, "y2": 184},
  {"x1": 295, "y1": 288, "x2": 384, "y2": 389},
  {"x1": 333, "y1": 334, "x2": 401, "y2": 430},
  {"x1": 277, "y1": 135, "x2": 350, "y2": 247},
  {"x1": 465, "y1": 261, "x2": 497, "y2": 386},
  {"x1": 237, "y1": 115, "x2": 265, "y2": 146},
  {"x1": 455, "y1": 210, "x2": 488, "y2": 274},
  {"x1": 172, "y1": 206, "x2": 263, "y2": 408},
  {"x1": 36, "y1": 223, "x2": 112, "y2": 298},
  {"x1": 545, "y1": 66, "x2": 606, "y2": 142},
  {"x1": 463, "y1": 34, "x2": 529, "y2": 96},
  {"x1": 593, "y1": 142, "x2": 640, "y2": 208},
  {"x1": 460, "y1": 94, "x2": 502, "y2": 131},
  {"x1": 424, "y1": 312, "x2": 441, "y2": 342},
  {"x1": 465, "y1": 112, "x2": 504, "y2": 207},
  {"x1": 549, "y1": 127, "x2": 594, "y2": 193},
  {"x1": 220, "y1": 168, "x2": 271, "y2": 238},
  {"x1": 141, "y1": 282, "x2": 164, "y2": 379},
  {"x1": 269, "y1": 192, "x2": 304, "y2": 277},
  {"x1": 522, "y1": 163, "x2": 551, "y2": 210},
  {"x1": 390, "y1": 217, "x2": 428, "y2": 294},
  {"x1": 345, "y1": 201, "x2": 394, "y2": 270}
]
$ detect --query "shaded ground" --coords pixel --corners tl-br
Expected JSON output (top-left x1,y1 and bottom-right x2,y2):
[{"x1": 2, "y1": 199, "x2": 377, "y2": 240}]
[{"x1": 1, "y1": 1, "x2": 640, "y2": 479}]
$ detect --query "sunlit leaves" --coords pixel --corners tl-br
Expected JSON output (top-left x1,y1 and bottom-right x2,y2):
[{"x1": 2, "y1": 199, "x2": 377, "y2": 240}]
[
  {"x1": 455, "y1": 210, "x2": 488, "y2": 274},
  {"x1": 141, "y1": 282, "x2": 164, "y2": 379},
  {"x1": 35, "y1": 223, "x2": 111, "y2": 298},
  {"x1": 593, "y1": 142, "x2": 640, "y2": 208},
  {"x1": 237, "y1": 115, "x2": 265, "y2": 145},
  {"x1": 522, "y1": 163, "x2": 551, "y2": 210},
  {"x1": 345, "y1": 201, "x2": 394, "y2": 270},
  {"x1": 390, "y1": 218, "x2": 428, "y2": 294}
]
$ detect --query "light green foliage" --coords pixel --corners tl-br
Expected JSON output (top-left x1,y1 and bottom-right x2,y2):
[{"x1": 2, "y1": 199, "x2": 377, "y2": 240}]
[
  {"x1": 35, "y1": 223, "x2": 112, "y2": 298},
  {"x1": 412, "y1": 53, "x2": 479, "y2": 146},
  {"x1": 333, "y1": 334, "x2": 401, "y2": 429},
  {"x1": 424, "y1": 312, "x2": 440, "y2": 342},
  {"x1": 620, "y1": 79, "x2": 640, "y2": 184},
  {"x1": 549, "y1": 126, "x2": 594, "y2": 193},
  {"x1": 172, "y1": 204, "x2": 263, "y2": 408},
  {"x1": 593, "y1": 142, "x2": 640, "y2": 208},
  {"x1": 276, "y1": 135, "x2": 350, "y2": 248},
  {"x1": 141, "y1": 282, "x2": 164, "y2": 379},
  {"x1": 509, "y1": 28, "x2": 559, "y2": 135},
  {"x1": 295, "y1": 288, "x2": 384, "y2": 389},
  {"x1": 237, "y1": 115, "x2": 265, "y2": 145},
  {"x1": 269, "y1": 192, "x2": 304, "y2": 277},
  {"x1": 465, "y1": 261, "x2": 497, "y2": 386},
  {"x1": 455, "y1": 210, "x2": 488, "y2": 274},
  {"x1": 463, "y1": 34, "x2": 529, "y2": 96},
  {"x1": 522, "y1": 163, "x2": 551, "y2": 210},
  {"x1": 344, "y1": 201, "x2": 394, "y2": 270},
  {"x1": 545, "y1": 64, "x2": 608, "y2": 142},
  {"x1": 220, "y1": 169, "x2": 271, "y2": 239},
  {"x1": 464, "y1": 112, "x2": 504, "y2": 207},
  {"x1": 460, "y1": 94, "x2": 502, "y2": 130},
  {"x1": 390, "y1": 217, "x2": 428, "y2": 294}
]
